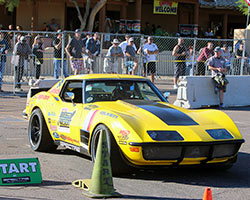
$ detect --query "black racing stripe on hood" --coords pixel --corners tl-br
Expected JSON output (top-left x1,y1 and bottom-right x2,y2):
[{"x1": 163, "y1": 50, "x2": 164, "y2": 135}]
[{"x1": 123, "y1": 100, "x2": 198, "y2": 126}]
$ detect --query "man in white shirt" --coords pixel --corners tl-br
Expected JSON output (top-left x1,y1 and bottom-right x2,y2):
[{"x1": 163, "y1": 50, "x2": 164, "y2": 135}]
[{"x1": 143, "y1": 36, "x2": 159, "y2": 83}]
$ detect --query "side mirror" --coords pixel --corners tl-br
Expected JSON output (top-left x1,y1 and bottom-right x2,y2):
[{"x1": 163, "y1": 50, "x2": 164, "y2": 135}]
[
  {"x1": 163, "y1": 92, "x2": 170, "y2": 101},
  {"x1": 64, "y1": 92, "x2": 75, "y2": 102}
]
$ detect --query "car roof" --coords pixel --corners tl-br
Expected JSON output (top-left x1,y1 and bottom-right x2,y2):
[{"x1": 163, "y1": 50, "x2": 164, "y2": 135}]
[{"x1": 65, "y1": 74, "x2": 146, "y2": 81}]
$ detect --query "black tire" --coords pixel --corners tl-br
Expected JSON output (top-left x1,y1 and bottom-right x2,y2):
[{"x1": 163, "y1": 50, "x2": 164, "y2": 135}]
[
  {"x1": 91, "y1": 124, "x2": 132, "y2": 176},
  {"x1": 28, "y1": 109, "x2": 57, "y2": 152}
]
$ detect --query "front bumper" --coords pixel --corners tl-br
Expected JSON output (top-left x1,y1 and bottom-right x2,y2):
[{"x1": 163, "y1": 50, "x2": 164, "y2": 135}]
[{"x1": 129, "y1": 139, "x2": 245, "y2": 165}]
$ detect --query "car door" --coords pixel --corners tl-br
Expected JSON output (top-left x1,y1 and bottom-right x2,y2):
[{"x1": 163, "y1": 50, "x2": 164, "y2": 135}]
[{"x1": 55, "y1": 80, "x2": 84, "y2": 152}]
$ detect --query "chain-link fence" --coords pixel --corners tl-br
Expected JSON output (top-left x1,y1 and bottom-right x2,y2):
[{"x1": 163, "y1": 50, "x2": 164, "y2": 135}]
[{"x1": 0, "y1": 30, "x2": 249, "y2": 92}]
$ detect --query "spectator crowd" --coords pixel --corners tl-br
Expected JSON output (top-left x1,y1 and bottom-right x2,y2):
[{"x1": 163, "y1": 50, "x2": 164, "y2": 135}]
[{"x1": 0, "y1": 21, "x2": 249, "y2": 97}]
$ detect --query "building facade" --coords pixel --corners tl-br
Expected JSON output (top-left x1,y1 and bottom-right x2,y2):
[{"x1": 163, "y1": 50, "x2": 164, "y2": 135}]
[{"x1": 0, "y1": 0, "x2": 246, "y2": 39}]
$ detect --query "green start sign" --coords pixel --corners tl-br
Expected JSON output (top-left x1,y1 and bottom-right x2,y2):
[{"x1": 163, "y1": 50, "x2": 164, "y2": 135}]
[{"x1": 0, "y1": 158, "x2": 42, "y2": 185}]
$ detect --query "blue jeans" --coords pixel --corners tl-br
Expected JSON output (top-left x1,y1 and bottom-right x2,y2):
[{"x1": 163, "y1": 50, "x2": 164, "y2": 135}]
[
  {"x1": 0, "y1": 61, "x2": 6, "y2": 89},
  {"x1": 53, "y1": 59, "x2": 68, "y2": 79}
]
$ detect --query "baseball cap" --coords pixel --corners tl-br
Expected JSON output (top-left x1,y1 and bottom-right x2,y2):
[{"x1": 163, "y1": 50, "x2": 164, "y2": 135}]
[
  {"x1": 20, "y1": 36, "x2": 26, "y2": 41},
  {"x1": 86, "y1": 31, "x2": 92, "y2": 35},
  {"x1": 214, "y1": 46, "x2": 222, "y2": 52},
  {"x1": 128, "y1": 37, "x2": 134, "y2": 42},
  {"x1": 112, "y1": 38, "x2": 119, "y2": 44},
  {"x1": 75, "y1": 29, "x2": 81, "y2": 33},
  {"x1": 57, "y1": 29, "x2": 62, "y2": 33}
]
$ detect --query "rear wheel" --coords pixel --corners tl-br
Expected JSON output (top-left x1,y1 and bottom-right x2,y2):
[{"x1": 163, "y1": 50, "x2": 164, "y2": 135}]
[
  {"x1": 91, "y1": 124, "x2": 132, "y2": 176},
  {"x1": 28, "y1": 109, "x2": 57, "y2": 152}
]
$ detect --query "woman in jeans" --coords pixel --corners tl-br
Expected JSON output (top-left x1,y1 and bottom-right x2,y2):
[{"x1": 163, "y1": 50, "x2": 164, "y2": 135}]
[{"x1": 32, "y1": 35, "x2": 44, "y2": 80}]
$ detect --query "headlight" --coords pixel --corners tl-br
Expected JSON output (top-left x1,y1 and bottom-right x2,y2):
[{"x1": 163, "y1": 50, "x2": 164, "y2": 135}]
[
  {"x1": 147, "y1": 131, "x2": 184, "y2": 141},
  {"x1": 206, "y1": 129, "x2": 234, "y2": 140}
]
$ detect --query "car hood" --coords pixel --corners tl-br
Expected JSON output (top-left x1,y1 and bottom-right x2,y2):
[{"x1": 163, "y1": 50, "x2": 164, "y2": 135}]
[
  {"x1": 95, "y1": 100, "x2": 199, "y2": 129},
  {"x1": 91, "y1": 100, "x2": 239, "y2": 142}
]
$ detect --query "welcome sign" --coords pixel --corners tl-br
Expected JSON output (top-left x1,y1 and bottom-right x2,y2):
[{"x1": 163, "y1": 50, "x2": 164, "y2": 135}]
[
  {"x1": 153, "y1": 0, "x2": 178, "y2": 15},
  {"x1": 0, "y1": 158, "x2": 42, "y2": 185}
]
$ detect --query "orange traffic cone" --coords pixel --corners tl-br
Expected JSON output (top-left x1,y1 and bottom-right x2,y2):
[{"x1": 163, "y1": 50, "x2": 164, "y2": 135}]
[{"x1": 203, "y1": 187, "x2": 212, "y2": 200}]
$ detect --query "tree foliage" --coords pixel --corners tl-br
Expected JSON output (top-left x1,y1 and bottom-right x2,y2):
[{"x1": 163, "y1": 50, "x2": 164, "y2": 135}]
[
  {"x1": 0, "y1": 0, "x2": 20, "y2": 11},
  {"x1": 236, "y1": 0, "x2": 249, "y2": 15}
]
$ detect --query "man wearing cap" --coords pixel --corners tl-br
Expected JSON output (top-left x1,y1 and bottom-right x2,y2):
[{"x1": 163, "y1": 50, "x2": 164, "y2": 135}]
[
  {"x1": 104, "y1": 39, "x2": 123, "y2": 74},
  {"x1": 65, "y1": 29, "x2": 84, "y2": 75},
  {"x1": 143, "y1": 36, "x2": 159, "y2": 83},
  {"x1": 208, "y1": 46, "x2": 229, "y2": 108},
  {"x1": 53, "y1": 29, "x2": 68, "y2": 79},
  {"x1": 13, "y1": 35, "x2": 32, "y2": 91},
  {"x1": 119, "y1": 35, "x2": 137, "y2": 73},
  {"x1": 125, "y1": 37, "x2": 138, "y2": 75},
  {"x1": 85, "y1": 32, "x2": 100, "y2": 73},
  {"x1": 119, "y1": 34, "x2": 137, "y2": 55},
  {"x1": 82, "y1": 32, "x2": 92, "y2": 47}
]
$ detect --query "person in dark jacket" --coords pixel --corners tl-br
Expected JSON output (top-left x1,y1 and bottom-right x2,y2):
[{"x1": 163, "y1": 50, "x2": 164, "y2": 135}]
[
  {"x1": 196, "y1": 42, "x2": 214, "y2": 75},
  {"x1": 32, "y1": 35, "x2": 45, "y2": 80},
  {"x1": 13, "y1": 36, "x2": 32, "y2": 91}
]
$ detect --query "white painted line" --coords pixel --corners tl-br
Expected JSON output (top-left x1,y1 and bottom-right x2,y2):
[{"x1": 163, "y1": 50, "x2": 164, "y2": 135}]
[
  {"x1": 235, "y1": 121, "x2": 249, "y2": 125},
  {"x1": 6, "y1": 138, "x2": 23, "y2": 140}
]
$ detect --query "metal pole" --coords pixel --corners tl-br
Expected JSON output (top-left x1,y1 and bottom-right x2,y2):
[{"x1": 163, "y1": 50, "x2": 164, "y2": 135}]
[
  {"x1": 240, "y1": 6, "x2": 250, "y2": 75},
  {"x1": 139, "y1": 35, "x2": 144, "y2": 77},
  {"x1": 191, "y1": 38, "x2": 197, "y2": 76},
  {"x1": 61, "y1": 31, "x2": 65, "y2": 78},
  {"x1": 13, "y1": 32, "x2": 16, "y2": 95},
  {"x1": 99, "y1": 33, "x2": 104, "y2": 73}
]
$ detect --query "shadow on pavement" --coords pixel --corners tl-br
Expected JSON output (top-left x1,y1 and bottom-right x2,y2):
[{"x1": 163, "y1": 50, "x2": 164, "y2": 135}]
[
  {"x1": 121, "y1": 195, "x2": 199, "y2": 200},
  {"x1": 119, "y1": 152, "x2": 250, "y2": 189}
]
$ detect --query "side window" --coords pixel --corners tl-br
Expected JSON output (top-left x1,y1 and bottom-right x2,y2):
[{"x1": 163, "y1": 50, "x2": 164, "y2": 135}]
[
  {"x1": 61, "y1": 80, "x2": 83, "y2": 103},
  {"x1": 138, "y1": 82, "x2": 161, "y2": 101}
]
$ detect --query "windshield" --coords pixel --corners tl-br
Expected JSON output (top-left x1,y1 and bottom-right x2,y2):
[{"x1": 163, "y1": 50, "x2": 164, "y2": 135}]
[{"x1": 85, "y1": 80, "x2": 163, "y2": 103}]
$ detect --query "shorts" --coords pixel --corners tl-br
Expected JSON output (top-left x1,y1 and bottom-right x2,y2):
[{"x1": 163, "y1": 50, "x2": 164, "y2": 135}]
[
  {"x1": 212, "y1": 73, "x2": 229, "y2": 92},
  {"x1": 174, "y1": 62, "x2": 186, "y2": 78},
  {"x1": 197, "y1": 62, "x2": 206, "y2": 76},
  {"x1": 125, "y1": 61, "x2": 135, "y2": 72},
  {"x1": 71, "y1": 59, "x2": 83, "y2": 71},
  {"x1": 104, "y1": 59, "x2": 119, "y2": 74},
  {"x1": 147, "y1": 62, "x2": 156, "y2": 74}
]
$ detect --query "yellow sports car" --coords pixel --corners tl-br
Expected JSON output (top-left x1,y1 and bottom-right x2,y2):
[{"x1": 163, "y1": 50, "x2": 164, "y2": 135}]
[{"x1": 24, "y1": 74, "x2": 244, "y2": 174}]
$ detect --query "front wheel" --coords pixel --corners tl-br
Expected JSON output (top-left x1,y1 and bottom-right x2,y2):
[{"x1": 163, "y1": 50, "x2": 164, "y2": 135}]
[
  {"x1": 91, "y1": 124, "x2": 132, "y2": 176},
  {"x1": 28, "y1": 109, "x2": 57, "y2": 152}
]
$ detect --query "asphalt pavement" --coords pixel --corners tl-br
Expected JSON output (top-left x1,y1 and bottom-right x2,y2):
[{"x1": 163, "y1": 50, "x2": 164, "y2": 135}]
[{"x1": 0, "y1": 79, "x2": 250, "y2": 200}]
